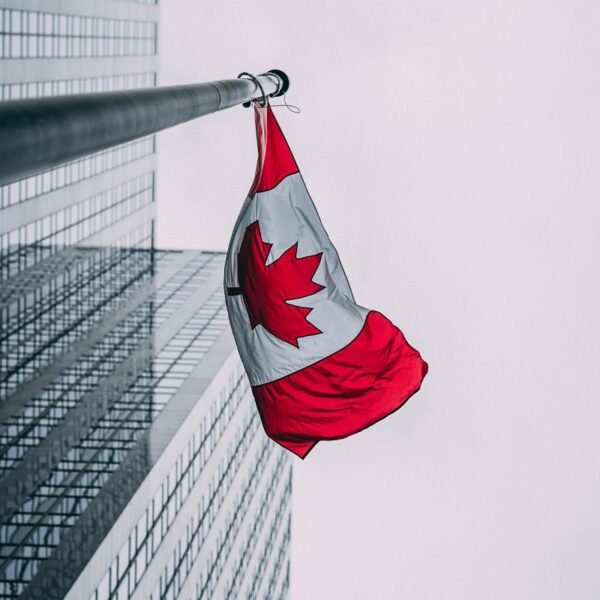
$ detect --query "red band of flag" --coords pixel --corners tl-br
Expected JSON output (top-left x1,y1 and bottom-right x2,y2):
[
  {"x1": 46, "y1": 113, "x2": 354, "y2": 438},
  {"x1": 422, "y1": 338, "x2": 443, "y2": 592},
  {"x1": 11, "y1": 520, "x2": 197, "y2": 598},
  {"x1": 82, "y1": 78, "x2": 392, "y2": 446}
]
[{"x1": 252, "y1": 311, "x2": 428, "y2": 458}]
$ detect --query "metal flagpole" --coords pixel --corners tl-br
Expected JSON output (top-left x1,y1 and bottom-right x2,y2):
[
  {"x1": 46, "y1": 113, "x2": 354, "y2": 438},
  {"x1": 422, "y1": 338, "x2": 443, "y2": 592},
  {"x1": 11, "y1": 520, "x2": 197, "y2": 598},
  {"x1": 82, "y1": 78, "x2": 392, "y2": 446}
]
[{"x1": 0, "y1": 69, "x2": 289, "y2": 186}]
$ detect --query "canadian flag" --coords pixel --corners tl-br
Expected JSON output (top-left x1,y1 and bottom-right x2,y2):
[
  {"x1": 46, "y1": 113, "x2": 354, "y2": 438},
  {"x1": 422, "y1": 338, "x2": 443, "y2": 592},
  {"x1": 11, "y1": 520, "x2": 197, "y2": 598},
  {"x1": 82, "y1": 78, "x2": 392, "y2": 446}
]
[{"x1": 225, "y1": 105, "x2": 428, "y2": 458}]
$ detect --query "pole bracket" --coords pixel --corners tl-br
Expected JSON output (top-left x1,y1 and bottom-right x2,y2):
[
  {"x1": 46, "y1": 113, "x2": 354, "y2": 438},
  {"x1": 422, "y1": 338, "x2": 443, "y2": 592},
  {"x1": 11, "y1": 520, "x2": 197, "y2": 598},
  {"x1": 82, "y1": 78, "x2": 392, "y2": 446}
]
[{"x1": 239, "y1": 70, "x2": 290, "y2": 107}]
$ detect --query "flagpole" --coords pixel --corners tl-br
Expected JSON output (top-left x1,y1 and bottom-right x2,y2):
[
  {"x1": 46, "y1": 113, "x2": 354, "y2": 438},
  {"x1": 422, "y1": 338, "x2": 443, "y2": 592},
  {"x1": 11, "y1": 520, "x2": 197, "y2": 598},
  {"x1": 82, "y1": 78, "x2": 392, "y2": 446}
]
[{"x1": 0, "y1": 69, "x2": 289, "y2": 186}]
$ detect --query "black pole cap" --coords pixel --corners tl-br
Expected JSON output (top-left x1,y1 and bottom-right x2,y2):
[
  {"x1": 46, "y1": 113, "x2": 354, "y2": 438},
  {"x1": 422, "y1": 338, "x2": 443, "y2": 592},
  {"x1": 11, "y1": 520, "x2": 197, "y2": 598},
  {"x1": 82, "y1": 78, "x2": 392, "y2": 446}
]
[{"x1": 266, "y1": 69, "x2": 290, "y2": 97}]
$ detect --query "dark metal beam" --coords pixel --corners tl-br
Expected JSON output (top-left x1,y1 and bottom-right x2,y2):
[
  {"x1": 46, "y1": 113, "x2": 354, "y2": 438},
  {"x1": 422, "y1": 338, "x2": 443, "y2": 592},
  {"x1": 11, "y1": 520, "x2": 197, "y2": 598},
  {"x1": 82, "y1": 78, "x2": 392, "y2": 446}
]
[{"x1": 0, "y1": 70, "x2": 289, "y2": 186}]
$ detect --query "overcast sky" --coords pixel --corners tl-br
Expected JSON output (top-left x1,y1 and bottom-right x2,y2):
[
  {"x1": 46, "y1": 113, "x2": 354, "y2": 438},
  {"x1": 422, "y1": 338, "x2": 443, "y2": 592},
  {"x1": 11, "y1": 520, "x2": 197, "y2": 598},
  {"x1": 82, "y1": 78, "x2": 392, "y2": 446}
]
[{"x1": 158, "y1": 2, "x2": 600, "y2": 598}]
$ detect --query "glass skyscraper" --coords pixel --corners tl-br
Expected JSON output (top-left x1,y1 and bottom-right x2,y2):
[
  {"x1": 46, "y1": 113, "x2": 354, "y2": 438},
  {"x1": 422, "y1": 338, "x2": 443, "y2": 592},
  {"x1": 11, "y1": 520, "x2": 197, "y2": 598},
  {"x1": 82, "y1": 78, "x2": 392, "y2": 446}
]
[{"x1": 0, "y1": 2, "x2": 292, "y2": 599}]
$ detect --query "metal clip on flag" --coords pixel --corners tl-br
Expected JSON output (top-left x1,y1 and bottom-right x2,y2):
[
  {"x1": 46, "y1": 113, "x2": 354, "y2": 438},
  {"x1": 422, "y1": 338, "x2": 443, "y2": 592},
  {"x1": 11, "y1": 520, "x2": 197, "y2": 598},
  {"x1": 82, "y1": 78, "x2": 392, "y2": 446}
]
[
  {"x1": 225, "y1": 103, "x2": 428, "y2": 459},
  {"x1": 238, "y1": 70, "x2": 290, "y2": 108}
]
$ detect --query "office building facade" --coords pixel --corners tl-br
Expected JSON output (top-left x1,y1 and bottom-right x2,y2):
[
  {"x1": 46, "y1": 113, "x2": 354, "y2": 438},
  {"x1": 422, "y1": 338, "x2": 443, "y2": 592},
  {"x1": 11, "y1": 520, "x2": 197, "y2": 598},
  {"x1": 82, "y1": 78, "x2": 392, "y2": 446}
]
[{"x1": 0, "y1": 2, "x2": 292, "y2": 598}]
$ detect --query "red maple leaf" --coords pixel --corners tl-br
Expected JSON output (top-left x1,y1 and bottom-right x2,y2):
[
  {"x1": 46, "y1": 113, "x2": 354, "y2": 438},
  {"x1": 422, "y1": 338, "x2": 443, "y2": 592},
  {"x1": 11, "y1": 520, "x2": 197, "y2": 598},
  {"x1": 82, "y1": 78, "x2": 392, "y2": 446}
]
[{"x1": 237, "y1": 221, "x2": 324, "y2": 347}]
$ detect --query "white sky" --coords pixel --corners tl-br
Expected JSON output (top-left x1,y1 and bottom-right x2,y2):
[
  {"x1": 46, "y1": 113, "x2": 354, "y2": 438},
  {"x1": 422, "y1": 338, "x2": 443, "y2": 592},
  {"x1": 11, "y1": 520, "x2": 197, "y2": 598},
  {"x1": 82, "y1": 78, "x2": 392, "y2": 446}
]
[{"x1": 158, "y1": 2, "x2": 600, "y2": 598}]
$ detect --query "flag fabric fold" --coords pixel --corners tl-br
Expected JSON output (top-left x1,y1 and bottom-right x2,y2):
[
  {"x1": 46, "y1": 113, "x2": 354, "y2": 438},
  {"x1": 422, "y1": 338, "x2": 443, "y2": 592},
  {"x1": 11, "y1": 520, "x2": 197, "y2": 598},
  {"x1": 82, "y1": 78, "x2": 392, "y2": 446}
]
[{"x1": 224, "y1": 104, "x2": 427, "y2": 458}]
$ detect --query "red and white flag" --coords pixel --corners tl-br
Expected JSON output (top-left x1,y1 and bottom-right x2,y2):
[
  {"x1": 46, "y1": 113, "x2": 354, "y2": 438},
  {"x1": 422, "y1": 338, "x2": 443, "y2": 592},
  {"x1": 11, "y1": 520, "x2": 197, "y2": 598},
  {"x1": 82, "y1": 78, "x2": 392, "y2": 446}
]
[{"x1": 225, "y1": 105, "x2": 428, "y2": 458}]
